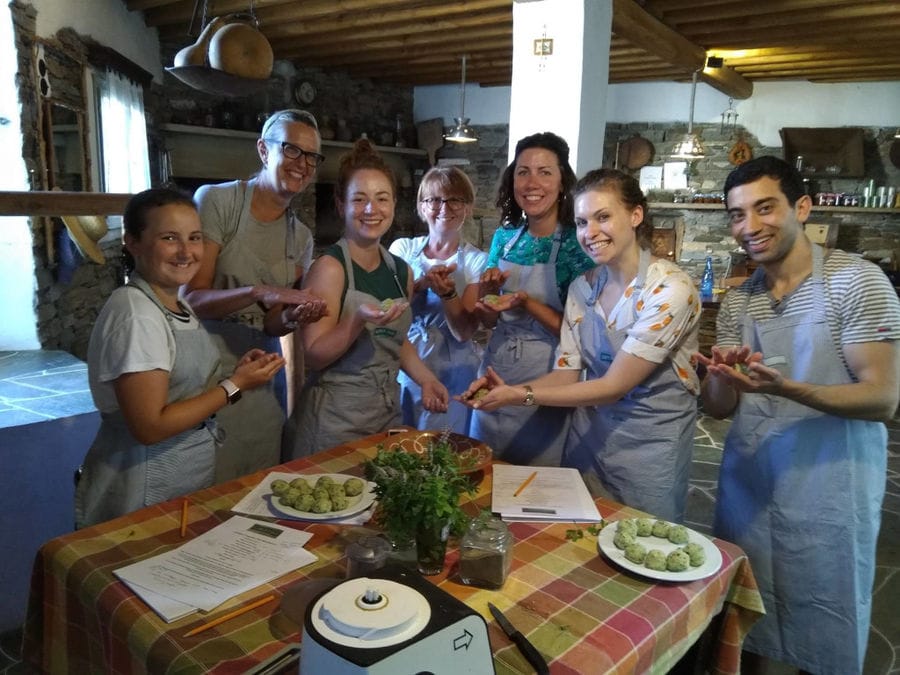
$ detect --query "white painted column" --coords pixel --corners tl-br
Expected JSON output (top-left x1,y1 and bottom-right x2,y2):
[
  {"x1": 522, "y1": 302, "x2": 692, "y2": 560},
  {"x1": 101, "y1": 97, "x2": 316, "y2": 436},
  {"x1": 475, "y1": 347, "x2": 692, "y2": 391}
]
[{"x1": 508, "y1": 0, "x2": 611, "y2": 175}]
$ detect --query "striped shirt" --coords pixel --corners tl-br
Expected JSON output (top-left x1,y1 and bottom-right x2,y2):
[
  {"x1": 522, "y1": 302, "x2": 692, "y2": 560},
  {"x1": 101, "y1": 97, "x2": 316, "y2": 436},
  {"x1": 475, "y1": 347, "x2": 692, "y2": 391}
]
[{"x1": 717, "y1": 247, "x2": 900, "y2": 375}]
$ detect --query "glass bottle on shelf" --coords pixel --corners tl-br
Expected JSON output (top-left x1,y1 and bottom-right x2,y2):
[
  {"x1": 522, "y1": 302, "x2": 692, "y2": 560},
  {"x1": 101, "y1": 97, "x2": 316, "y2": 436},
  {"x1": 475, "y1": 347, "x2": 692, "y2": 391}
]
[{"x1": 700, "y1": 247, "x2": 715, "y2": 302}]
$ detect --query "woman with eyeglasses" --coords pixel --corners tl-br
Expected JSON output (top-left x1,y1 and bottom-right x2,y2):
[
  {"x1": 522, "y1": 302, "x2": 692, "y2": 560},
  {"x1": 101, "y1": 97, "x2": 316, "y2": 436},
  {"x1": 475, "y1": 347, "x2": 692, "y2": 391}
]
[
  {"x1": 466, "y1": 132, "x2": 594, "y2": 466},
  {"x1": 285, "y1": 140, "x2": 450, "y2": 458},
  {"x1": 388, "y1": 167, "x2": 488, "y2": 433},
  {"x1": 185, "y1": 109, "x2": 328, "y2": 482}
]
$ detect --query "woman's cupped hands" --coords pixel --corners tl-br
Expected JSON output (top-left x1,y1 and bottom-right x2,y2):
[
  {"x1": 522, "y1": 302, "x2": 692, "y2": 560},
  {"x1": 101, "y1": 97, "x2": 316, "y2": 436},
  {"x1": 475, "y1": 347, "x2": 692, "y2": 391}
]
[{"x1": 231, "y1": 349, "x2": 286, "y2": 390}]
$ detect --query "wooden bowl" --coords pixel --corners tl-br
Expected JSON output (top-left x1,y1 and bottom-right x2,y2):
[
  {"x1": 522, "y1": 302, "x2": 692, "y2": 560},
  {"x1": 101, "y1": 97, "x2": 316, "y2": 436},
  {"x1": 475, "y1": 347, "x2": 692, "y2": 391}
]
[{"x1": 382, "y1": 430, "x2": 493, "y2": 475}]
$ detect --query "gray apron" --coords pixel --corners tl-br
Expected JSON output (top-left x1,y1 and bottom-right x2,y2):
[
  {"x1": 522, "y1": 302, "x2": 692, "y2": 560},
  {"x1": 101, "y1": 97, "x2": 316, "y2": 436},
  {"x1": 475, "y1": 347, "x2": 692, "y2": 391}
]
[
  {"x1": 563, "y1": 249, "x2": 696, "y2": 522},
  {"x1": 398, "y1": 241, "x2": 481, "y2": 433},
  {"x1": 203, "y1": 179, "x2": 296, "y2": 482},
  {"x1": 714, "y1": 245, "x2": 885, "y2": 674},
  {"x1": 288, "y1": 239, "x2": 411, "y2": 458},
  {"x1": 469, "y1": 224, "x2": 571, "y2": 465},
  {"x1": 75, "y1": 275, "x2": 221, "y2": 528}
]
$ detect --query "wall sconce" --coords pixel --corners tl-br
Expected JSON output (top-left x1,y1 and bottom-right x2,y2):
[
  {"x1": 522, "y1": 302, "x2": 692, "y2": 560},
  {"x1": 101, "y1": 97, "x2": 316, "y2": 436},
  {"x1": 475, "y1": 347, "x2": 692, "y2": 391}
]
[
  {"x1": 444, "y1": 55, "x2": 478, "y2": 144},
  {"x1": 671, "y1": 70, "x2": 707, "y2": 160}
]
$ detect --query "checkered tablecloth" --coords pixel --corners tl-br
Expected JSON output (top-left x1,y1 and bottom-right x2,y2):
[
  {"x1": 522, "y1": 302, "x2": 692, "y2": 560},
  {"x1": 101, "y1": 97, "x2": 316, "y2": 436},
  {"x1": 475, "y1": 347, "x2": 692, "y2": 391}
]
[{"x1": 23, "y1": 430, "x2": 763, "y2": 674}]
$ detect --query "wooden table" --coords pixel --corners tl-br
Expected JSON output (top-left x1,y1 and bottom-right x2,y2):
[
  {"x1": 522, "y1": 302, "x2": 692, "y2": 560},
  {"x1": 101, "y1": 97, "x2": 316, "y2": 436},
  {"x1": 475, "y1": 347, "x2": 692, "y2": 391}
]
[{"x1": 23, "y1": 431, "x2": 764, "y2": 675}]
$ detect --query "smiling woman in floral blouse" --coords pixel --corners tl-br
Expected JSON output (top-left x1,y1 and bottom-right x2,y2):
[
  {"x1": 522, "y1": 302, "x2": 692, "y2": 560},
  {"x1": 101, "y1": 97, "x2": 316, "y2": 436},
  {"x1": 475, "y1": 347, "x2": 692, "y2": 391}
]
[{"x1": 462, "y1": 168, "x2": 700, "y2": 522}]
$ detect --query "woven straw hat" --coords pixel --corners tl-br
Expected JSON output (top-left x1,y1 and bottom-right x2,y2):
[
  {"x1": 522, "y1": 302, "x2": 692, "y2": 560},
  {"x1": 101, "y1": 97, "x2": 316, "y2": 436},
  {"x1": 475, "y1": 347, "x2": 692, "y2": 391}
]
[{"x1": 60, "y1": 214, "x2": 108, "y2": 264}]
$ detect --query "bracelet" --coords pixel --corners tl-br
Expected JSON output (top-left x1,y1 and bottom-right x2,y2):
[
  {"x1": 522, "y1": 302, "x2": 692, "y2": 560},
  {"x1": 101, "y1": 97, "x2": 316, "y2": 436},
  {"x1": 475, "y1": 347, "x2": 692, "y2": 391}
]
[
  {"x1": 281, "y1": 309, "x2": 298, "y2": 331},
  {"x1": 439, "y1": 289, "x2": 458, "y2": 300}
]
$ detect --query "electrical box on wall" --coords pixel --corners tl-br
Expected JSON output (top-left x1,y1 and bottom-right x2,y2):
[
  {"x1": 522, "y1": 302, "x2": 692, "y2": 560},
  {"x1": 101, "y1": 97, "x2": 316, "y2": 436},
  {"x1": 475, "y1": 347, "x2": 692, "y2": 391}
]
[{"x1": 780, "y1": 127, "x2": 865, "y2": 178}]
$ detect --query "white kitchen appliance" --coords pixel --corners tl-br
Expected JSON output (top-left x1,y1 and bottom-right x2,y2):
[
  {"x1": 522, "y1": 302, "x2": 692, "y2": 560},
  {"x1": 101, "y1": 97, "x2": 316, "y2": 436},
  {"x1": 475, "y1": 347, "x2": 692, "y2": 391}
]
[{"x1": 300, "y1": 565, "x2": 494, "y2": 674}]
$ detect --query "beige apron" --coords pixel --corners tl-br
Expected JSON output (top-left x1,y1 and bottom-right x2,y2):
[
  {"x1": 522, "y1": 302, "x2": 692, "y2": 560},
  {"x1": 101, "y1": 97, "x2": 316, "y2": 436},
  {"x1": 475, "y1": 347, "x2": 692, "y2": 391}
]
[
  {"x1": 287, "y1": 239, "x2": 411, "y2": 458},
  {"x1": 75, "y1": 275, "x2": 220, "y2": 528}
]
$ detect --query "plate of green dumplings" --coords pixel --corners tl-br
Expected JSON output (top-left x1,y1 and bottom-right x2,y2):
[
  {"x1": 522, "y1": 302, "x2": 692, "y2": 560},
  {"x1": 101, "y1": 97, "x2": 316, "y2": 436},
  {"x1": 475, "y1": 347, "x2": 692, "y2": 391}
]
[
  {"x1": 597, "y1": 517, "x2": 722, "y2": 582},
  {"x1": 268, "y1": 473, "x2": 376, "y2": 521}
]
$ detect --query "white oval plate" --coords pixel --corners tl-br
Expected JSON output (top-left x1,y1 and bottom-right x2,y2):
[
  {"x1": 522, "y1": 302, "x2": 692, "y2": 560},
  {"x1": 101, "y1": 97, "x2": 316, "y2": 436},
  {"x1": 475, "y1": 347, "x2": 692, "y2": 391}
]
[
  {"x1": 597, "y1": 520, "x2": 723, "y2": 582},
  {"x1": 268, "y1": 473, "x2": 376, "y2": 521}
]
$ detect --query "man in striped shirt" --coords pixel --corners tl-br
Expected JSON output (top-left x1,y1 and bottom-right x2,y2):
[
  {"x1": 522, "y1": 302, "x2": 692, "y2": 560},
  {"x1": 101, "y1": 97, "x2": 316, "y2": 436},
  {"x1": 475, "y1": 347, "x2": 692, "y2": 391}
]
[{"x1": 697, "y1": 155, "x2": 899, "y2": 675}]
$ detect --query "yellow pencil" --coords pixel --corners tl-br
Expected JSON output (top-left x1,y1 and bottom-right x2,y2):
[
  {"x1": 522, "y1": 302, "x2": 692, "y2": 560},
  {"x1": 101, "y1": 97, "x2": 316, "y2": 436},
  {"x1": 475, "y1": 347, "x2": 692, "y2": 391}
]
[
  {"x1": 513, "y1": 470, "x2": 538, "y2": 497},
  {"x1": 179, "y1": 499, "x2": 188, "y2": 538},
  {"x1": 183, "y1": 594, "x2": 277, "y2": 638}
]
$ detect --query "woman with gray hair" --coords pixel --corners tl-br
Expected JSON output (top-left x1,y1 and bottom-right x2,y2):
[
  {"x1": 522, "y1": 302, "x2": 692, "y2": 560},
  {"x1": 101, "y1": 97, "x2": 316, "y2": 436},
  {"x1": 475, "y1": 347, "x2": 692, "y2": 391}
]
[{"x1": 185, "y1": 109, "x2": 327, "y2": 481}]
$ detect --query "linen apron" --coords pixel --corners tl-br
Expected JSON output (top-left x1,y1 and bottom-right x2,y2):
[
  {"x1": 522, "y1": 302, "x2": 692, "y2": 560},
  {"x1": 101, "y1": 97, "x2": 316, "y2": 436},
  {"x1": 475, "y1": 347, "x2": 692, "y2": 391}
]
[
  {"x1": 469, "y1": 224, "x2": 571, "y2": 465},
  {"x1": 203, "y1": 179, "x2": 296, "y2": 481},
  {"x1": 288, "y1": 239, "x2": 411, "y2": 458},
  {"x1": 563, "y1": 249, "x2": 696, "y2": 522},
  {"x1": 714, "y1": 245, "x2": 886, "y2": 674},
  {"x1": 398, "y1": 240, "x2": 482, "y2": 433},
  {"x1": 75, "y1": 275, "x2": 221, "y2": 528}
]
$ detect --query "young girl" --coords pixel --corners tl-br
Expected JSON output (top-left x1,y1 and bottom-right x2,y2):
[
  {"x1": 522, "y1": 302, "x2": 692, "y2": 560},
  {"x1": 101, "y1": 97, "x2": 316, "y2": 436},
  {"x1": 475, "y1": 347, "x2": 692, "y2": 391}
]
[{"x1": 75, "y1": 188, "x2": 284, "y2": 528}]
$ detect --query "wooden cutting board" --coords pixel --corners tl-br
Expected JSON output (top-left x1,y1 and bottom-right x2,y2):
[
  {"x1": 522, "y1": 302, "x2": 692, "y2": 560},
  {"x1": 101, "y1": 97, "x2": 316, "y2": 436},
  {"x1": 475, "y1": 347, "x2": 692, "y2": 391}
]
[
  {"x1": 416, "y1": 118, "x2": 445, "y2": 166},
  {"x1": 618, "y1": 134, "x2": 654, "y2": 170}
]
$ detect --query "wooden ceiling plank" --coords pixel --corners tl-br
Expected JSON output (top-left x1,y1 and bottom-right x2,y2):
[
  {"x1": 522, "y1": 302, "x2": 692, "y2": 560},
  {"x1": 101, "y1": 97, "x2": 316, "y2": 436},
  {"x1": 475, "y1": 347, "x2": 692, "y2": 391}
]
[{"x1": 661, "y1": 0, "x2": 886, "y2": 24}]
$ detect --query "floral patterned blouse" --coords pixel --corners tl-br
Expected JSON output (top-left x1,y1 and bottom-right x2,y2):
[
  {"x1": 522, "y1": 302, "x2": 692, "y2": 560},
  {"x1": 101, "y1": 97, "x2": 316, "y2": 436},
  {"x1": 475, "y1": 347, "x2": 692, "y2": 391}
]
[
  {"x1": 555, "y1": 258, "x2": 702, "y2": 394},
  {"x1": 485, "y1": 224, "x2": 594, "y2": 306}
]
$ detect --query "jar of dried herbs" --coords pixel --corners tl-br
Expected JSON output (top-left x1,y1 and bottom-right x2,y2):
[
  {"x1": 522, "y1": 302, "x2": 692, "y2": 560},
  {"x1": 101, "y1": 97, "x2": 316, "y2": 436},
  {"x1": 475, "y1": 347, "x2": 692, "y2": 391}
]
[{"x1": 459, "y1": 514, "x2": 512, "y2": 589}]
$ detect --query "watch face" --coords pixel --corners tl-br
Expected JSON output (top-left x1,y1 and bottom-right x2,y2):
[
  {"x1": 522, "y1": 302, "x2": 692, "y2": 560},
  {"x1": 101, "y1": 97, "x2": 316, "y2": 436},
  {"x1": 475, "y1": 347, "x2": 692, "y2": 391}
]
[{"x1": 295, "y1": 81, "x2": 316, "y2": 105}]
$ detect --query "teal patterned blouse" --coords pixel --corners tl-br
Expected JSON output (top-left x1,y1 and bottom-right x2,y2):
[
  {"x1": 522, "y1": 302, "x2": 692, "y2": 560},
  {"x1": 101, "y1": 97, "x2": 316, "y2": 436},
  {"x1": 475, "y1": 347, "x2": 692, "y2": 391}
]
[{"x1": 485, "y1": 223, "x2": 594, "y2": 305}]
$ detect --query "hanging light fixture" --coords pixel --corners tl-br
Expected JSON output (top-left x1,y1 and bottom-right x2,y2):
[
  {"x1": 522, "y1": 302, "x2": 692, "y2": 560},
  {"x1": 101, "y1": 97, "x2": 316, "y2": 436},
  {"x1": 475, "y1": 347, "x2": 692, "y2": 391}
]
[
  {"x1": 445, "y1": 54, "x2": 478, "y2": 144},
  {"x1": 671, "y1": 69, "x2": 707, "y2": 159}
]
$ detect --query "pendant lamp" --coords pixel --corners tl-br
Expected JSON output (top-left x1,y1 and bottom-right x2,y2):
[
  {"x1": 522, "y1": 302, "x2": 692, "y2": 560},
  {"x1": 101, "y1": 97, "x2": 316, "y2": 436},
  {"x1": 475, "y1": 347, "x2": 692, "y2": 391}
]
[
  {"x1": 671, "y1": 70, "x2": 707, "y2": 159},
  {"x1": 445, "y1": 55, "x2": 478, "y2": 144}
]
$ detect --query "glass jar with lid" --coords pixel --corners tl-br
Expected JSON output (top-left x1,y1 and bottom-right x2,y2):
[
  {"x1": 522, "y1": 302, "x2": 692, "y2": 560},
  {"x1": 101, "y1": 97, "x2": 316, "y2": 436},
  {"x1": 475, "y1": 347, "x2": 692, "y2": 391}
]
[{"x1": 459, "y1": 514, "x2": 512, "y2": 589}]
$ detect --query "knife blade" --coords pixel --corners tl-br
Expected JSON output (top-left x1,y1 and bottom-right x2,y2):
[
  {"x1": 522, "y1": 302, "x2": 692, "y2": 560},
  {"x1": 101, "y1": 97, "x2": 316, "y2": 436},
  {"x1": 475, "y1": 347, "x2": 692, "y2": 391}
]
[{"x1": 487, "y1": 602, "x2": 549, "y2": 675}]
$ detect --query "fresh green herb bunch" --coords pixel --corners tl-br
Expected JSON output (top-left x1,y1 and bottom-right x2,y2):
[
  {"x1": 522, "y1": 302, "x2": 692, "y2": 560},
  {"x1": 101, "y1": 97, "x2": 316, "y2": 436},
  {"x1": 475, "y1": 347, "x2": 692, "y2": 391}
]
[{"x1": 364, "y1": 439, "x2": 477, "y2": 545}]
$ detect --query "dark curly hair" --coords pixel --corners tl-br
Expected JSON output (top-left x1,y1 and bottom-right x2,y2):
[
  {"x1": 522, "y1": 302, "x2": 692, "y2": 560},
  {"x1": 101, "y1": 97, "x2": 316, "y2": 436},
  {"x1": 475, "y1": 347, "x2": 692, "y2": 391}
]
[
  {"x1": 573, "y1": 168, "x2": 652, "y2": 248},
  {"x1": 121, "y1": 186, "x2": 196, "y2": 275},
  {"x1": 335, "y1": 138, "x2": 397, "y2": 206},
  {"x1": 496, "y1": 131, "x2": 576, "y2": 228},
  {"x1": 723, "y1": 155, "x2": 806, "y2": 207}
]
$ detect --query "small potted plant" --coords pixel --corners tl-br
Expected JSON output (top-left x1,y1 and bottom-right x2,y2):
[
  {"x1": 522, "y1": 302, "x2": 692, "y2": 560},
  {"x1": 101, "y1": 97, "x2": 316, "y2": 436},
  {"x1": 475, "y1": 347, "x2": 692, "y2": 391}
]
[{"x1": 364, "y1": 437, "x2": 476, "y2": 575}]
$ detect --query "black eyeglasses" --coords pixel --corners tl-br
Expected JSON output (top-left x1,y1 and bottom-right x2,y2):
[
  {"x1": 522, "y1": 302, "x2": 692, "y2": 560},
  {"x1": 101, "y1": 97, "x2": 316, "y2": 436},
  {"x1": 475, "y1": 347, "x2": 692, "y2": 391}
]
[
  {"x1": 265, "y1": 139, "x2": 326, "y2": 167},
  {"x1": 421, "y1": 197, "x2": 468, "y2": 211}
]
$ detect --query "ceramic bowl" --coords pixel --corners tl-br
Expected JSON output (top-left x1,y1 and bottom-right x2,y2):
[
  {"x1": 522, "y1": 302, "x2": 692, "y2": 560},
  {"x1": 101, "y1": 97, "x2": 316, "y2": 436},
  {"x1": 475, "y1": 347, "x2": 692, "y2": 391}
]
[{"x1": 381, "y1": 430, "x2": 493, "y2": 475}]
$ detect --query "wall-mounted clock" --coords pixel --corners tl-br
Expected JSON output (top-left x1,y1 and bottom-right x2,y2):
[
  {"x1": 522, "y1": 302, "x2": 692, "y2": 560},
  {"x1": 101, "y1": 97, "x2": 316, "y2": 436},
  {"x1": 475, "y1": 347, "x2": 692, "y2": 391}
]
[{"x1": 294, "y1": 80, "x2": 316, "y2": 105}]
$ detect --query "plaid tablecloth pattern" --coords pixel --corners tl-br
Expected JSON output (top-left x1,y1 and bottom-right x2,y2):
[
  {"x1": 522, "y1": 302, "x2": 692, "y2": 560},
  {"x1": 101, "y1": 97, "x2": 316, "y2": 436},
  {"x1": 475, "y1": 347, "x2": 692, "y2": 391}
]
[{"x1": 23, "y1": 430, "x2": 763, "y2": 674}]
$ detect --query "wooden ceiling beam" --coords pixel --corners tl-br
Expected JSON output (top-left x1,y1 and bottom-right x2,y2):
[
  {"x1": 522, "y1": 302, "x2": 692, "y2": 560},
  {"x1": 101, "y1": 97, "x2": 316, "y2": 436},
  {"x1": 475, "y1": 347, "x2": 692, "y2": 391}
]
[
  {"x1": 661, "y1": 0, "x2": 891, "y2": 25},
  {"x1": 303, "y1": 47, "x2": 513, "y2": 71},
  {"x1": 611, "y1": 0, "x2": 752, "y2": 98},
  {"x1": 689, "y1": 19, "x2": 900, "y2": 47},
  {"x1": 682, "y1": 3, "x2": 900, "y2": 36},
  {"x1": 739, "y1": 63, "x2": 900, "y2": 79}
]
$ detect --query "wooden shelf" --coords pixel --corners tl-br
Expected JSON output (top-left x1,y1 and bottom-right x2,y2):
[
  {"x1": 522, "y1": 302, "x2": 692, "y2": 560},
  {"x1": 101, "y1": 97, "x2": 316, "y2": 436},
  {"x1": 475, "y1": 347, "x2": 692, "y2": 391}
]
[
  {"x1": 0, "y1": 191, "x2": 132, "y2": 216},
  {"x1": 649, "y1": 202, "x2": 899, "y2": 215}
]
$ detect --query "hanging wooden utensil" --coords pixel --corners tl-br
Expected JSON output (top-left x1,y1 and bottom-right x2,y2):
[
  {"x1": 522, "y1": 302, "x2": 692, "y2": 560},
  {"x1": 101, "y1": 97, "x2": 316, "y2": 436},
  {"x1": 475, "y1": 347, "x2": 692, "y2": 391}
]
[
  {"x1": 618, "y1": 134, "x2": 654, "y2": 170},
  {"x1": 728, "y1": 136, "x2": 753, "y2": 166}
]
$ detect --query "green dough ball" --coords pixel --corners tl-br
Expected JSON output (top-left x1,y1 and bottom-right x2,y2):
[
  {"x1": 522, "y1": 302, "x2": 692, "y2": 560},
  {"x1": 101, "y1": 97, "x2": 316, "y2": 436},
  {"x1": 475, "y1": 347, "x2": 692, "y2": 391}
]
[
  {"x1": 312, "y1": 487, "x2": 329, "y2": 501},
  {"x1": 617, "y1": 519, "x2": 638, "y2": 536},
  {"x1": 283, "y1": 488, "x2": 302, "y2": 505},
  {"x1": 294, "y1": 493, "x2": 315, "y2": 512},
  {"x1": 315, "y1": 476, "x2": 336, "y2": 489},
  {"x1": 311, "y1": 496, "x2": 333, "y2": 514},
  {"x1": 645, "y1": 549, "x2": 667, "y2": 571},
  {"x1": 331, "y1": 494, "x2": 350, "y2": 511},
  {"x1": 667, "y1": 525, "x2": 689, "y2": 545},
  {"x1": 290, "y1": 477, "x2": 312, "y2": 493},
  {"x1": 343, "y1": 477, "x2": 365, "y2": 496},
  {"x1": 682, "y1": 542, "x2": 706, "y2": 567},
  {"x1": 327, "y1": 483, "x2": 345, "y2": 498},
  {"x1": 651, "y1": 520, "x2": 671, "y2": 538},
  {"x1": 472, "y1": 387, "x2": 490, "y2": 401},
  {"x1": 380, "y1": 298, "x2": 395, "y2": 312},
  {"x1": 277, "y1": 494, "x2": 295, "y2": 508},
  {"x1": 613, "y1": 530, "x2": 636, "y2": 550},
  {"x1": 636, "y1": 518, "x2": 654, "y2": 537},
  {"x1": 624, "y1": 542, "x2": 647, "y2": 564},
  {"x1": 482, "y1": 294, "x2": 502, "y2": 307},
  {"x1": 270, "y1": 479, "x2": 289, "y2": 496},
  {"x1": 666, "y1": 549, "x2": 690, "y2": 572}
]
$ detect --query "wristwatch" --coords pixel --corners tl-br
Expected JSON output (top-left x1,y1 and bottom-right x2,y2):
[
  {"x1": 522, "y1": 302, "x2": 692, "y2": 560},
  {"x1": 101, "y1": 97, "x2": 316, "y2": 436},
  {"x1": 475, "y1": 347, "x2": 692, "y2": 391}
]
[
  {"x1": 218, "y1": 378, "x2": 242, "y2": 405},
  {"x1": 523, "y1": 385, "x2": 535, "y2": 407}
]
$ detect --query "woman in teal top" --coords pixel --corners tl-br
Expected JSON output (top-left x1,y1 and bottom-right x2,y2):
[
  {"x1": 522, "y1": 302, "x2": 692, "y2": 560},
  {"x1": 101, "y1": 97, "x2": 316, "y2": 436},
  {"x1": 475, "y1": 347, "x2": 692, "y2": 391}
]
[
  {"x1": 285, "y1": 140, "x2": 449, "y2": 457},
  {"x1": 470, "y1": 132, "x2": 594, "y2": 465}
]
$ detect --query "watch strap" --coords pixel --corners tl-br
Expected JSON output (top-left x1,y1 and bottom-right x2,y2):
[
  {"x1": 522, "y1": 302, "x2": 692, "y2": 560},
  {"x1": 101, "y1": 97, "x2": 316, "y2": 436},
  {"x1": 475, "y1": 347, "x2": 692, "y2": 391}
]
[
  {"x1": 218, "y1": 378, "x2": 242, "y2": 404},
  {"x1": 523, "y1": 385, "x2": 535, "y2": 407}
]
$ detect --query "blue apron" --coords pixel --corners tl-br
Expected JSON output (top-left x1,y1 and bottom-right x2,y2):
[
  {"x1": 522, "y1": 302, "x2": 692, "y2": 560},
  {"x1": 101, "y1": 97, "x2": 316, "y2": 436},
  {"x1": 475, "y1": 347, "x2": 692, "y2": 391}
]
[
  {"x1": 287, "y1": 239, "x2": 411, "y2": 457},
  {"x1": 75, "y1": 275, "x2": 221, "y2": 528},
  {"x1": 563, "y1": 249, "x2": 696, "y2": 522},
  {"x1": 469, "y1": 224, "x2": 571, "y2": 466},
  {"x1": 398, "y1": 240, "x2": 482, "y2": 433},
  {"x1": 714, "y1": 245, "x2": 885, "y2": 674}
]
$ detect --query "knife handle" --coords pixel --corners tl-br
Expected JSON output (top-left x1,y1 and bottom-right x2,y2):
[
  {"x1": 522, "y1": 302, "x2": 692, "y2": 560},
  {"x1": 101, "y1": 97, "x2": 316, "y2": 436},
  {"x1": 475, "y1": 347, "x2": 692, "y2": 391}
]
[{"x1": 510, "y1": 629, "x2": 549, "y2": 675}]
